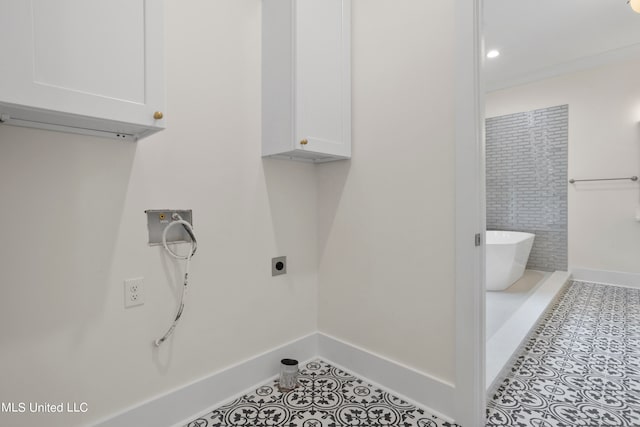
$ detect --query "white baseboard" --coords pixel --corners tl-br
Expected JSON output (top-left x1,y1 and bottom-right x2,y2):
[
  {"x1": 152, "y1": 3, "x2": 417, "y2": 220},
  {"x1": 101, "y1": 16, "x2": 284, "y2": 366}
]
[
  {"x1": 93, "y1": 333, "x2": 318, "y2": 427},
  {"x1": 317, "y1": 332, "x2": 456, "y2": 422},
  {"x1": 94, "y1": 332, "x2": 457, "y2": 426},
  {"x1": 571, "y1": 268, "x2": 640, "y2": 288}
]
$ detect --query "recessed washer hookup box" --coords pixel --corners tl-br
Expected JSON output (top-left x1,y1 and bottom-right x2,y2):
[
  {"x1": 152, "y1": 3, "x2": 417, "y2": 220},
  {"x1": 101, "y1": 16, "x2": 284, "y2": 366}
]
[{"x1": 145, "y1": 209, "x2": 193, "y2": 246}]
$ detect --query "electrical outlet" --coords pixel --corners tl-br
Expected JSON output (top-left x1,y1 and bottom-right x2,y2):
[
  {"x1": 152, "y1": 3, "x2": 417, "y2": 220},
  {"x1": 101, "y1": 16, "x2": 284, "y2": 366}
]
[
  {"x1": 124, "y1": 277, "x2": 144, "y2": 308},
  {"x1": 272, "y1": 256, "x2": 287, "y2": 276}
]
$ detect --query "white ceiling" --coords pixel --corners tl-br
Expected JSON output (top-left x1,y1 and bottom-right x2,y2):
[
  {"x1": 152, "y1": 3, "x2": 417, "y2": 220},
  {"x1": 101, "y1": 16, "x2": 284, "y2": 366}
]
[{"x1": 484, "y1": 0, "x2": 640, "y2": 91}]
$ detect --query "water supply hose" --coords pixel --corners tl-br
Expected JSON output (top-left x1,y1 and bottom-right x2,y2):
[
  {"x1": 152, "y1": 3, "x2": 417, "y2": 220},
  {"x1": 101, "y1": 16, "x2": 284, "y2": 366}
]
[{"x1": 154, "y1": 214, "x2": 197, "y2": 347}]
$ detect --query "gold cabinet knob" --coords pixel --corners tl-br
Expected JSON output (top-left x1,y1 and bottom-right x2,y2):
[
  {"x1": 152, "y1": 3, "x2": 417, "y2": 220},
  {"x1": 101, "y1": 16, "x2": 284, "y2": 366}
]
[
  {"x1": 153, "y1": 111, "x2": 164, "y2": 120},
  {"x1": 300, "y1": 139, "x2": 308, "y2": 145}
]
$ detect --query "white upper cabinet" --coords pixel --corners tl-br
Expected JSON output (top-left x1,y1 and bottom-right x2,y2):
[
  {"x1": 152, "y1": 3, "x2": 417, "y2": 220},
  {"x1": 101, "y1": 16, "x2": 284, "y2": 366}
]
[
  {"x1": 262, "y1": 0, "x2": 351, "y2": 162},
  {"x1": 0, "y1": 0, "x2": 165, "y2": 141}
]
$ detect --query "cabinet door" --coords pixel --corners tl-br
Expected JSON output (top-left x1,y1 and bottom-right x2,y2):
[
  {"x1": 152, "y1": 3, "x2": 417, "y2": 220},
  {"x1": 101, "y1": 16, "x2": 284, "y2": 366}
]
[
  {"x1": 0, "y1": 0, "x2": 164, "y2": 128},
  {"x1": 295, "y1": 0, "x2": 351, "y2": 158}
]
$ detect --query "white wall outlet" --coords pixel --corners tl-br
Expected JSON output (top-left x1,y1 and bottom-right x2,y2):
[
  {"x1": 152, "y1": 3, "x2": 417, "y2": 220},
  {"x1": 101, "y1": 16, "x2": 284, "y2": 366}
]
[{"x1": 124, "y1": 277, "x2": 144, "y2": 308}]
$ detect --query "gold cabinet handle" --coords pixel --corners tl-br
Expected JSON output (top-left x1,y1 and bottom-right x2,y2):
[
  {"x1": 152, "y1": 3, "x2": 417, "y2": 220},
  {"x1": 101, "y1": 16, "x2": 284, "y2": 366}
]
[
  {"x1": 153, "y1": 111, "x2": 164, "y2": 120},
  {"x1": 300, "y1": 139, "x2": 308, "y2": 145}
]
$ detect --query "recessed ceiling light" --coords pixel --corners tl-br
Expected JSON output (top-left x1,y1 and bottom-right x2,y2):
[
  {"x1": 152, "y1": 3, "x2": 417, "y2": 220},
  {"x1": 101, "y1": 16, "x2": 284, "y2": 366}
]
[
  {"x1": 630, "y1": 0, "x2": 640, "y2": 13},
  {"x1": 486, "y1": 50, "x2": 500, "y2": 59}
]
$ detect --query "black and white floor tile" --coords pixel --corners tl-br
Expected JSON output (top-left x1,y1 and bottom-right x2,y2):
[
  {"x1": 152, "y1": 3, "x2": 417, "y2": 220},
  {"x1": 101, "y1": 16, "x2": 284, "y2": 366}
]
[
  {"x1": 185, "y1": 360, "x2": 458, "y2": 427},
  {"x1": 487, "y1": 280, "x2": 640, "y2": 426}
]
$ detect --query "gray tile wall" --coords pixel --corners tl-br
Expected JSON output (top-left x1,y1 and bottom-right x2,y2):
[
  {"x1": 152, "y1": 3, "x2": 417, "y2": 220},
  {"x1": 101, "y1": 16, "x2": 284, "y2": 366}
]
[{"x1": 486, "y1": 105, "x2": 568, "y2": 272}]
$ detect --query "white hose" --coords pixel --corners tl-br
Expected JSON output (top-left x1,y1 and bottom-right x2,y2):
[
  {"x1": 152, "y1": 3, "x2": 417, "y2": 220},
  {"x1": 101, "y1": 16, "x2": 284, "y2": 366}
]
[{"x1": 154, "y1": 216, "x2": 197, "y2": 347}]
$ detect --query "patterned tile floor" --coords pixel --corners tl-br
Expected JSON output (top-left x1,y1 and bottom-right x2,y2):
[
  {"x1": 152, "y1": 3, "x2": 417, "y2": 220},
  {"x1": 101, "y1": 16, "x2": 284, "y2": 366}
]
[
  {"x1": 487, "y1": 280, "x2": 640, "y2": 426},
  {"x1": 185, "y1": 360, "x2": 458, "y2": 427}
]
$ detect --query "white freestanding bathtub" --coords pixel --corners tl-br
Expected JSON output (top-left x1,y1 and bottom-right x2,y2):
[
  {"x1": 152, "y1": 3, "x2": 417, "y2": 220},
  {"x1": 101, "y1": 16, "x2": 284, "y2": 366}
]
[{"x1": 486, "y1": 230, "x2": 535, "y2": 291}]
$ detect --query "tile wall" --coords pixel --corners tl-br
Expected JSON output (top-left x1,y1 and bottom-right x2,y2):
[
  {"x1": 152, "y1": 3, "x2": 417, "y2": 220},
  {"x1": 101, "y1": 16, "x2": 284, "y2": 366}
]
[{"x1": 486, "y1": 105, "x2": 568, "y2": 271}]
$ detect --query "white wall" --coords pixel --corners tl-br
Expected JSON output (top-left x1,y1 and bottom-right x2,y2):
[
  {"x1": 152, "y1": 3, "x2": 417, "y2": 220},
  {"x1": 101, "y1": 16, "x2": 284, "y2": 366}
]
[
  {"x1": 317, "y1": 0, "x2": 456, "y2": 384},
  {"x1": 486, "y1": 59, "x2": 640, "y2": 274},
  {"x1": 0, "y1": 2, "x2": 318, "y2": 426},
  {"x1": 0, "y1": 1, "x2": 462, "y2": 425}
]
